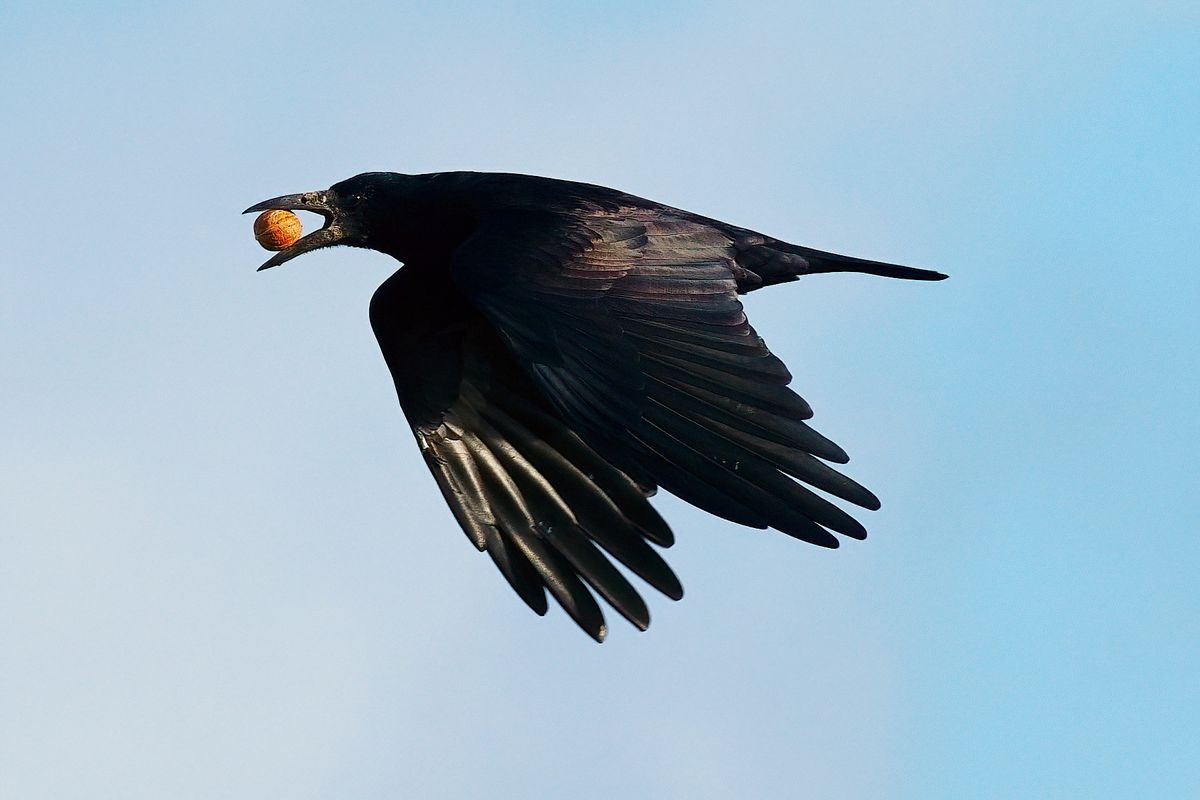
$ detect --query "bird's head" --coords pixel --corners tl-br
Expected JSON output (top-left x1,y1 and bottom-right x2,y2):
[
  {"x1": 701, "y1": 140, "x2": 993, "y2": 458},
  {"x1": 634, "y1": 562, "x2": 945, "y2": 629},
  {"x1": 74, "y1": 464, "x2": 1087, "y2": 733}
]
[{"x1": 243, "y1": 172, "x2": 405, "y2": 271}]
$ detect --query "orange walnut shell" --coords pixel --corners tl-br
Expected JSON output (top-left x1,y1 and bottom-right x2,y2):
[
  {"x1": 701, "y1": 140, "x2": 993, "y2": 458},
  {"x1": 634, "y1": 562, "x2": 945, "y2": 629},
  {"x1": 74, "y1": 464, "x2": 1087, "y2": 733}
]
[{"x1": 253, "y1": 210, "x2": 303, "y2": 251}]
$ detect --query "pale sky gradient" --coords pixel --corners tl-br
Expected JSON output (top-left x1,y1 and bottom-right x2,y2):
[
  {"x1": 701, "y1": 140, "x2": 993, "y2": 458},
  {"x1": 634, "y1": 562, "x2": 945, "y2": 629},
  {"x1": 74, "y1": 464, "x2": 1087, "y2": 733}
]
[{"x1": 2, "y1": 2, "x2": 1197, "y2": 798}]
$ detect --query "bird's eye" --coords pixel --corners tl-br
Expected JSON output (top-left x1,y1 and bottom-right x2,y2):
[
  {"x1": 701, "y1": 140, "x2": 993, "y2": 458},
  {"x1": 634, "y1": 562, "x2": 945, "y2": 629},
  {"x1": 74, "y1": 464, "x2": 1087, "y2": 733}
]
[{"x1": 343, "y1": 194, "x2": 363, "y2": 210}]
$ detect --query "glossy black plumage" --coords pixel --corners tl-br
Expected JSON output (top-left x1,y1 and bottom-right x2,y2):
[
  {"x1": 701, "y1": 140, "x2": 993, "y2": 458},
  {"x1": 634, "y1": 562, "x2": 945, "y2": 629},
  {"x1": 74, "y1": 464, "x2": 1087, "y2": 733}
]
[{"x1": 246, "y1": 171, "x2": 946, "y2": 641}]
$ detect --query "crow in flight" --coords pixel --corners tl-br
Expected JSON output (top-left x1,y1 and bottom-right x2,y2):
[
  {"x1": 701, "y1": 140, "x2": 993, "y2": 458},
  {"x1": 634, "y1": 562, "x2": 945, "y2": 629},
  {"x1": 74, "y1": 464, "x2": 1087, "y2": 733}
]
[{"x1": 246, "y1": 172, "x2": 945, "y2": 641}]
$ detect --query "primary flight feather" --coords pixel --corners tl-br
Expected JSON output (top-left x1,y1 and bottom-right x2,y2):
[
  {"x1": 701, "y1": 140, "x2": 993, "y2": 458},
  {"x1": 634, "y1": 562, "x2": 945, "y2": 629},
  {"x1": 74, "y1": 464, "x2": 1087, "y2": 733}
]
[{"x1": 246, "y1": 171, "x2": 946, "y2": 641}]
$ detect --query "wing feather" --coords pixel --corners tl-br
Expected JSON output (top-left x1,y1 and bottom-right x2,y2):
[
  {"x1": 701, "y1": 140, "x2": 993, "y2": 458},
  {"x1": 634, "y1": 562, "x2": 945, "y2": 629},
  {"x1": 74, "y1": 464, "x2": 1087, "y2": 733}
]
[
  {"x1": 452, "y1": 208, "x2": 878, "y2": 548},
  {"x1": 370, "y1": 270, "x2": 680, "y2": 640}
]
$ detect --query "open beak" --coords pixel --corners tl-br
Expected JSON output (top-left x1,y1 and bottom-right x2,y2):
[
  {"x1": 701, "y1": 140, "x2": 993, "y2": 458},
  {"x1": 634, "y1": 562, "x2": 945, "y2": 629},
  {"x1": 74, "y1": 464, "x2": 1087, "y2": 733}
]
[{"x1": 243, "y1": 190, "x2": 345, "y2": 271}]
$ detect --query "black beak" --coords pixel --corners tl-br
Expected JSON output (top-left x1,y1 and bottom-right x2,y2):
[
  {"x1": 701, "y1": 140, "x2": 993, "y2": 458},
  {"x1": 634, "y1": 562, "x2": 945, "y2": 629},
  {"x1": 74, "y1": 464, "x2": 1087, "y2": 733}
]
[{"x1": 243, "y1": 190, "x2": 345, "y2": 271}]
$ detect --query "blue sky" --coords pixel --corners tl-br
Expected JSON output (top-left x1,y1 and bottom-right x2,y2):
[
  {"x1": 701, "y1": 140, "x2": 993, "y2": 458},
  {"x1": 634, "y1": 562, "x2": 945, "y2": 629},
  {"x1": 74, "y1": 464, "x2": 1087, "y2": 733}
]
[{"x1": 2, "y1": 2, "x2": 1197, "y2": 798}]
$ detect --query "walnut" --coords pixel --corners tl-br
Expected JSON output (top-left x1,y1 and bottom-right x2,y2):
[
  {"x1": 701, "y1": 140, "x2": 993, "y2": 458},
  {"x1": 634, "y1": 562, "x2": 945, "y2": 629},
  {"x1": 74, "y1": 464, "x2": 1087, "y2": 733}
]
[{"x1": 253, "y1": 210, "x2": 302, "y2": 251}]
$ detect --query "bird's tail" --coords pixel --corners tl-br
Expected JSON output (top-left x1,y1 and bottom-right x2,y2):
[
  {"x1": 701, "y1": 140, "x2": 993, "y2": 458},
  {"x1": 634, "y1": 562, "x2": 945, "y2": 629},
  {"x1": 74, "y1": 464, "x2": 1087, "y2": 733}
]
[{"x1": 735, "y1": 236, "x2": 947, "y2": 289}]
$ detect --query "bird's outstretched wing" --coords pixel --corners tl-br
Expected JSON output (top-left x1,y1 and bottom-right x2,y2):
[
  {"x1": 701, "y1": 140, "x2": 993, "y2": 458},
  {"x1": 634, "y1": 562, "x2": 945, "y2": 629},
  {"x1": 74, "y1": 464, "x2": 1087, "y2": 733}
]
[
  {"x1": 370, "y1": 268, "x2": 682, "y2": 642},
  {"x1": 451, "y1": 207, "x2": 882, "y2": 551}
]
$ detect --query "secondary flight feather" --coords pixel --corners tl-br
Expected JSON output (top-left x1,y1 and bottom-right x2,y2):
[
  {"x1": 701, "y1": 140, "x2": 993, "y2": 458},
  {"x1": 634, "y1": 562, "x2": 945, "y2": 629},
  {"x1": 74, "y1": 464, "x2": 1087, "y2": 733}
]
[{"x1": 245, "y1": 171, "x2": 946, "y2": 641}]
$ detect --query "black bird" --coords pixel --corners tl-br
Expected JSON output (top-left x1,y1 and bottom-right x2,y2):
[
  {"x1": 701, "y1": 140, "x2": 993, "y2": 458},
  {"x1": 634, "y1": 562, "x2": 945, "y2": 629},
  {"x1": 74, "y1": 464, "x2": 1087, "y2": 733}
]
[{"x1": 245, "y1": 172, "x2": 945, "y2": 641}]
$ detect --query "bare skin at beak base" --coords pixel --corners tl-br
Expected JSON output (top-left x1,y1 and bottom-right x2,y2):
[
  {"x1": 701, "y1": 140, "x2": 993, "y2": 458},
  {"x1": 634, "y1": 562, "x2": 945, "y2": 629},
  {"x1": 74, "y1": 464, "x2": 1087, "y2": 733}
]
[{"x1": 244, "y1": 191, "x2": 343, "y2": 271}]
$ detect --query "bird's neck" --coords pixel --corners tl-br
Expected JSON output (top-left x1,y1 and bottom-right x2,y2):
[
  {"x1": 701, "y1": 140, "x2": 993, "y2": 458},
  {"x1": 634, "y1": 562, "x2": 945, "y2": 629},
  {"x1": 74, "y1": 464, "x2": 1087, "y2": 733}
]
[{"x1": 368, "y1": 207, "x2": 479, "y2": 267}]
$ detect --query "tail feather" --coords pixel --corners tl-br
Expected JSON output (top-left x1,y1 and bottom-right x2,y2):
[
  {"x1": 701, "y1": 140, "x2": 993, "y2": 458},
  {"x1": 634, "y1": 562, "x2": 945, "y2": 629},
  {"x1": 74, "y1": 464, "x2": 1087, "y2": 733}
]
[{"x1": 733, "y1": 235, "x2": 947, "y2": 289}]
